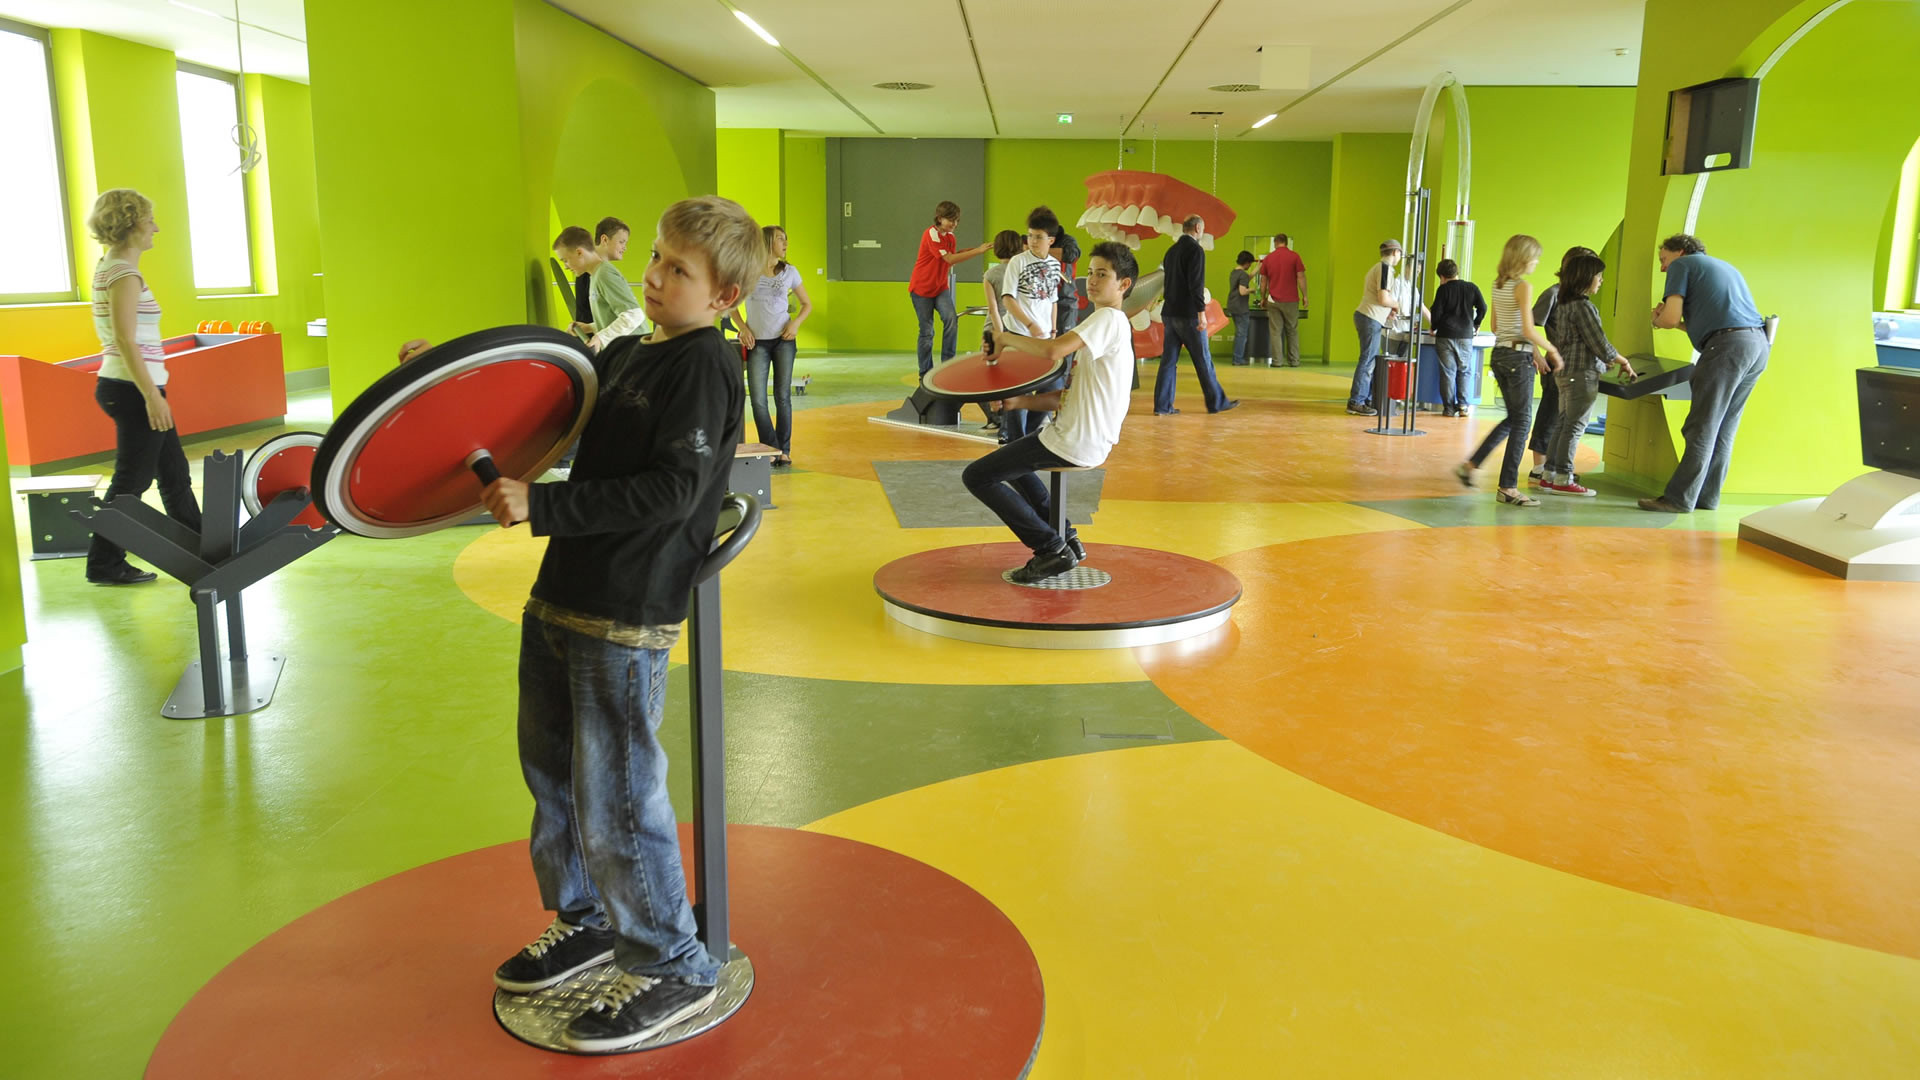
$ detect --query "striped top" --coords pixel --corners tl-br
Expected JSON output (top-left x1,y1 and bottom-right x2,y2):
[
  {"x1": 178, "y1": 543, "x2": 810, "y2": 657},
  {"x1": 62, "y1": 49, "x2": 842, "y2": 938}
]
[
  {"x1": 92, "y1": 258, "x2": 168, "y2": 386},
  {"x1": 1490, "y1": 276, "x2": 1527, "y2": 349}
]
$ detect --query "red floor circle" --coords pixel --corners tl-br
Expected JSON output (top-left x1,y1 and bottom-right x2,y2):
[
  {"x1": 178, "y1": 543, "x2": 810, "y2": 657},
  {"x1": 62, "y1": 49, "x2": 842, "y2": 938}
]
[
  {"x1": 147, "y1": 825, "x2": 1044, "y2": 1078},
  {"x1": 874, "y1": 543, "x2": 1240, "y2": 630}
]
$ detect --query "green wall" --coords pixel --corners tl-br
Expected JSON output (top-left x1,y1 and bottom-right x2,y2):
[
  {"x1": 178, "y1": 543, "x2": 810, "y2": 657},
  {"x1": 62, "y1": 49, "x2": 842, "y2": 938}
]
[
  {"x1": 782, "y1": 135, "x2": 834, "y2": 352},
  {"x1": 0, "y1": 30, "x2": 325, "y2": 371},
  {"x1": 515, "y1": 0, "x2": 716, "y2": 329},
  {"x1": 718, "y1": 128, "x2": 784, "y2": 229},
  {"x1": 1325, "y1": 133, "x2": 1408, "y2": 371},
  {"x1": 1606, "y1": 0, "x2": 1920, "y2": 496},
  {"x1": 308, "y1": 0, "x2": 526, "y2": 409}
]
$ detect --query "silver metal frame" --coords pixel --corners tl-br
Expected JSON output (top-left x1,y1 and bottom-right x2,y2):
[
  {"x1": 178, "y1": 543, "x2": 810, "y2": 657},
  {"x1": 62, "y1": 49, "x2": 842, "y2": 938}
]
[
  {"x1": 239, "y1": 431, "x2": 323, "y2": 518},
  {"x1": 883, "y1": 601, "x2": 1233, "y2": 650},
  {"x1": 319, "y1": 342, "x2": 598, "y2": 539}
]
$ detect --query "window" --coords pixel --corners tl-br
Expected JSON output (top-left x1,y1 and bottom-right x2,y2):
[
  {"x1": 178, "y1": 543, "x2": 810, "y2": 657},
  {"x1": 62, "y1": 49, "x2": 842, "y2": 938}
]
[
  {"x1": 0, "y1": 20, "x2": 74, "y2": 301},
  {"x1": 176, "y1": 64, "x2": 253, "y2": 292}
]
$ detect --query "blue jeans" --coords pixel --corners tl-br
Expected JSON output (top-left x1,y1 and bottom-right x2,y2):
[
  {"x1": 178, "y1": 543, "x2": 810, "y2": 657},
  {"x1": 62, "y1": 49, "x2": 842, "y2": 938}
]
[
  {"x1": 1154, "y1": 314, "x2": 1229, "y2": 413},
  {"x1": 1230, "y1": 312, "x2": 1251, "y2": 365},
  {"x1": 1663, "y1": 327, "x2": 1770, "y2": 510},
  {"x1": 961, "y1": 432, "x2": 1081, "y2": 554},
  {"x1": 1349, "y1": 312, "x2": 1384, "y2": 409},
  {"x1": 911, "y1": 288, "x2": 958, "y2": 376},
  {"x1": 518, "y1": 614, "x2": 720, "y2": 985},
  {"x1": 746, "y1": 337, "x2": 795, "y2": 454},
  {"x1": 1469, "y1": 347, "x2": 1538, "y2": 490},
  {"x1": 1434, "y1": 336, "x2": 1474, "y2": 410}
]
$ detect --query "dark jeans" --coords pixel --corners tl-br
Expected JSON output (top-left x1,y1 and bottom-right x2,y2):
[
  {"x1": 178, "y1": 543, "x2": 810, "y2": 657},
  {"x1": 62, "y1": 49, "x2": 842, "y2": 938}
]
[
  {"x1": 745, "y1": 337, "x2": 795, "y2": 454},
  {"x1": 961, "y1": 433, "x2": 1080, "y2": 554},
  {"x1": 87, "y1": 378, "x2": 202, "y2": 573},
  {"x1": 1349, "y1": 312, "x2": 1384, "y2": 409},
  {"x1": 1153, "y1": 314, "x2": 1228, "y2": 413},
  {"x1": 1546, "y1": 366, "x2": 1602, "y2": 483},
  {"x1": 1001, "y1": 373, "x2": 1064, "y2": 443},
  {"x1": 1527, "y1": 362, "x2": 1561, "y2": 456},
  {"x1": 518, "y1": 615, "x2": 720, "y2": 984},
  {"x1": 1230, "y1": 312, "x2": 1251, "y2": 365},
  {"x1": 911, "y1": 287, "x2": 958, "y2": 376},
  {"x1": 1663, "y1": 327, "x2": 1770, "y2": 510},
  {"x1": 1469, "y1": 347, "x2": 1538, "y2": 490}
]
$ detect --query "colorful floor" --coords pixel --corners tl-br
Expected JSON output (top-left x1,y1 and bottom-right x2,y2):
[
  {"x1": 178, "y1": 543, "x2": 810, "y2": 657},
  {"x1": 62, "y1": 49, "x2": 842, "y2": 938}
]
[{"x1": 5, "y1": 354, "x2": 1919, "y2": 1078}]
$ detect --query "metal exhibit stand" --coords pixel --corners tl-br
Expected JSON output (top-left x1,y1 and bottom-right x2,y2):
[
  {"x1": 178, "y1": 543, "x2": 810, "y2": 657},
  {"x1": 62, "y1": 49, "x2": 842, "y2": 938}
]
[
  {"x1": 493, "y1": 493, "x2": 765, "y2": 1054},
  {"x1": 73, "y1": 449, "x2": 337, "y2": 719},
  {"x1": 1369, "y1": 186, "x2": 1433, "y2": 438}
]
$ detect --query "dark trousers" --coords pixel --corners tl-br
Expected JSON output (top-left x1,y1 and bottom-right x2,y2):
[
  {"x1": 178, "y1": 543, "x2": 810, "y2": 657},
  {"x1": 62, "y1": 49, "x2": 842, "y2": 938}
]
[
  {"x1": 1527, "y1": 363, "x2": 1561, "y2": 457},
  {"x1": 745, "y1": 337, "x2": 795, "y2": 454},
  {"x1": 1153, "y1": 314, "x2": 1228, "y2": 413},
  {"x1": 961, "y1": 433, "x2": 1080, "y2": 554},
  {"x1": 1468, "y1": 348, "x2": 1537, "y2": 490},
  {"x1": 87, "y1": 378, "x2": 203, "y2": 572},
  {"x1": 1663, "y1": 327, "x2": 1770, "y2": 510}
]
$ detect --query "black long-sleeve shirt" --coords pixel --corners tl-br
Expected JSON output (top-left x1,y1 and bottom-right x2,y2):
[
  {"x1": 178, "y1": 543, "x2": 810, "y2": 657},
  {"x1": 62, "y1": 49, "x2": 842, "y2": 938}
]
[
  {"x1": 528, "y1": 326, "x2": 745, "y2": 627},
  {"x1": 1430, "y1": 279, "x2": 1487, "y2": 339},
  {"x1": 1161, "y1": 234, "x2": 1207, "y2": 318}
]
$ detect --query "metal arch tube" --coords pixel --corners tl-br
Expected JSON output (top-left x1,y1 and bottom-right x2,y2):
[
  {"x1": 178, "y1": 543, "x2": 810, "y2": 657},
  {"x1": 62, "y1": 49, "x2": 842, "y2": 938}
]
[{"x1": 1403, "y1": 72, "x2": 1475, "y2": 278}]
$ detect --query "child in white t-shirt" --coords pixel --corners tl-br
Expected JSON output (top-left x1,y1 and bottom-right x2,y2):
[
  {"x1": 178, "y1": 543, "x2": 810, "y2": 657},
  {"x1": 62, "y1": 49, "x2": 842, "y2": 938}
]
[
  {"x1": 998, "y1": 207, "x2": 1065, "y2": 443},
  {"x1": 962, "y1": 240, "x2": 1139, "y2": 584}
]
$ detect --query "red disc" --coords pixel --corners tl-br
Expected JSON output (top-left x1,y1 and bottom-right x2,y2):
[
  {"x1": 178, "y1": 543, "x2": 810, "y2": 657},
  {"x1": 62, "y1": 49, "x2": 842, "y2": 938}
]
[
  {"x1": 311, "y1": 326, "x2": 596, "y2": 539},
  {"x1": 242, "y1": 432, "x2": 327, "y2": 529},
  {"x1": 922, "y1": 349, "x2": 1068, "y2": 402}
]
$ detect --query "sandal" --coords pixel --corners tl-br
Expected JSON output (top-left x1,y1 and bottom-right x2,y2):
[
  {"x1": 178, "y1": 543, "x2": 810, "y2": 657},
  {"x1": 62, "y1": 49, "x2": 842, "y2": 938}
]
[{"x1": 1497, "y1": 489, "x2": 1540, "y2": 507}]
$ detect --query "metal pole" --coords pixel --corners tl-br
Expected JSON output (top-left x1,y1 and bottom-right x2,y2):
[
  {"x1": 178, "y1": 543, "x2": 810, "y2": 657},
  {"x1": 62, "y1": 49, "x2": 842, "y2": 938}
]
[
  {"x1": 194, "y1": 591, "x2": 225, "y2": 714},
  {"x1": 226, "y1": 593, "x2": 248, "y2": 664},
  {"x1": 686, "y1": 573, "x2": 729, "y2": 957}
]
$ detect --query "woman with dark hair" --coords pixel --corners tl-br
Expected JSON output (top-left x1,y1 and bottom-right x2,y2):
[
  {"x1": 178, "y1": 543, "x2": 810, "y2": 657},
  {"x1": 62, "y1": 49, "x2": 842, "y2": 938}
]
[
  {"x1": 1540, "y1": 254, "x2": 1635, "y2": 496},
  {"x1": 733, "y1": 224, "x2": 812, "y2": 466},
  {"x1": 1227, "y1": 250, "x2": 1256, "y2": 365},
  {"x1": 82, "y1": 188, "x2": 203, "y2": 585},
  {"x1": 1525, "y1": 245, "x2": 1596, "y2": 484}
]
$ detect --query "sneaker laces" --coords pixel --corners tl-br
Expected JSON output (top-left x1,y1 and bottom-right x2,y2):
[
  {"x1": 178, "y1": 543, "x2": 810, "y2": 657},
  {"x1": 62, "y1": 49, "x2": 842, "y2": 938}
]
[
  {"x1": 522, "y1": 918, "x2": 581, "y2": 959},
  {"x1": 587, "y1": 971, "x2": 660, "y2": 1014}
]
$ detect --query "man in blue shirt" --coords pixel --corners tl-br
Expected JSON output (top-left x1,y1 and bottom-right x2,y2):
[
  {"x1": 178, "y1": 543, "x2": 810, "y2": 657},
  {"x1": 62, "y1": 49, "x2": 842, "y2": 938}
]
[{"x1": 1640, "y1": 233, "x2": 1769, "y2": 513}]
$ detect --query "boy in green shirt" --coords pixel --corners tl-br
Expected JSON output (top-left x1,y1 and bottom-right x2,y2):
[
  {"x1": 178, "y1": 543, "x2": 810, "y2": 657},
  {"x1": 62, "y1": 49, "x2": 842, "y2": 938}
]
[{"x1": 553, "y1": 225, "x2": 646, "y2": 352}]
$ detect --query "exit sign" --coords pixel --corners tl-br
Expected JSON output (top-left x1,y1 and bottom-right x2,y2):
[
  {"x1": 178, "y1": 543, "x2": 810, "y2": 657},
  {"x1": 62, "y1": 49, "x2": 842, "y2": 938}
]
[{"x1": 1057, "y1": 113, "x2": 1073, "y2": 124}]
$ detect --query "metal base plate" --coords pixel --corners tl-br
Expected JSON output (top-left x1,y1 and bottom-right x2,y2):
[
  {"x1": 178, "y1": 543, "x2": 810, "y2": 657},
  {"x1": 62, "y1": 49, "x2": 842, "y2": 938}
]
[
  {"x1": 163, "y1": 654, "x2": 284, "y2": 720},
  {"x1": 492, "y1": 946, "x2": 754, "y2": 1055},
  {"x1": 1364, "y1": 427, "x2": 1427, "y2": 437},
  {"x1": 1002, "y1": 565, "x2": 1112, "y2": 590}
]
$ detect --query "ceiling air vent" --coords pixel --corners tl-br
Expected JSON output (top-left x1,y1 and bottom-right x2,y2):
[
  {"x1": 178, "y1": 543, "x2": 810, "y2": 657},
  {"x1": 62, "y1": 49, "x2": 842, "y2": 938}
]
[
  {"x1": 1208, "y1": 83, "x2": 1261, "y2": 93},
  {"x1": 874, "y1": 81, "x2": 933, "y2": 91}
]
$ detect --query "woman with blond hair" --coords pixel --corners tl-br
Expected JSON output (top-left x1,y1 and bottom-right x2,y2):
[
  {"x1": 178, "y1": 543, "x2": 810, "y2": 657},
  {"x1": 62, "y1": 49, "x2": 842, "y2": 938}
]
[
  {"x1": 731, "y1": 223, "x2": 811, "y2": 466},
  {"x1": 1454, "y1": 234, "x2": 1563, "y2": 505},
  {"x1": 83, "y1": 189, "x2": 202, "y2": 584}
]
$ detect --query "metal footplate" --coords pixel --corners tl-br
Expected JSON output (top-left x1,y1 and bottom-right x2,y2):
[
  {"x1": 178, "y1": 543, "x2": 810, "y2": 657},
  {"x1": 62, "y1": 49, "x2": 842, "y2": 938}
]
[
  {"x1": 492, "y1": 945, "x2": 754, "y2": 1054},
  {"x1": 1002, "y1": 565, "x2": 1113, "y2": 590}
]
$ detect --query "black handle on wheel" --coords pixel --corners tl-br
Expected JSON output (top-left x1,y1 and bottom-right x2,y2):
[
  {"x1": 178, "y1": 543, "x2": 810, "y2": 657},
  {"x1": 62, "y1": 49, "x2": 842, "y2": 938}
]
[
  {"x1": 466, "y1": 449, "x2": 502, "y2": 486},
  {"x1": 699, "y1": 493, "x2": 761, "y2": 584}
]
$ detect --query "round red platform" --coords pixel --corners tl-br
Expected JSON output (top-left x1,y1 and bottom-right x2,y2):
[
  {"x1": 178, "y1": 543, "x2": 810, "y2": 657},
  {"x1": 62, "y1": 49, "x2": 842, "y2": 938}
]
[
  {"x1": 147, "y1": 825, "x2": 1044, "y2": 1079},
  {"x1": 874, "y1": 543, "x2": 1240, "y2": 649}
]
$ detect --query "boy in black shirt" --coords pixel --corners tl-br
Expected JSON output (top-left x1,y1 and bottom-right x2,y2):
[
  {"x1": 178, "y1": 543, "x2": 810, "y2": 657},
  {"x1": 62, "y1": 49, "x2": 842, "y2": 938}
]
[
  {"x1": 1429, "y1": 259, "x2": 1487, "y2": 417},
  {"x1": 408, "y1": 196, "x2": 757, "y2": 1052}
]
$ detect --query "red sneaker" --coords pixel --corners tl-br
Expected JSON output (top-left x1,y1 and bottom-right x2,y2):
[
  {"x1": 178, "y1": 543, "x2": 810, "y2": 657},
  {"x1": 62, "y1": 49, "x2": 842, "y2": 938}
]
[{"x1": 1542, "y1": 481, "x2": 1597, "y2": 498}]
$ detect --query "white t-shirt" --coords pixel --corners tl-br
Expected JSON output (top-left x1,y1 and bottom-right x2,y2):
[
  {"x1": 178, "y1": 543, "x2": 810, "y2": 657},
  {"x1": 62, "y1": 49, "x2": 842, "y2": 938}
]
[
  {"x1": 1355, "y1": 262, "x2": 1413, "y2": 328},
  {"x1": 92, "y1": 258, "x2": 168, "y2": 385},
  {"x1": 744, "y1": 264, "x2": 802, "y2": 339},
  {"x1": 1002, "y1": 251, "x2": 1060, "y2": 338},
  {"x1": 1039, "y1": 305, "x2": 1134, "y2": 467}
]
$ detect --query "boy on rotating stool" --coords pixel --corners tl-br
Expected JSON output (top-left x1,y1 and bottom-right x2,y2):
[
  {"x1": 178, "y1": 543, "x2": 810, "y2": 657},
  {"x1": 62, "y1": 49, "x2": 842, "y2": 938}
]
[
  {"x1": 402, "y1": 197, "x2": 758, "y2": 1052},
  {"x1": 963, "y1": 241, "x2": 1139, "y2": 584}
]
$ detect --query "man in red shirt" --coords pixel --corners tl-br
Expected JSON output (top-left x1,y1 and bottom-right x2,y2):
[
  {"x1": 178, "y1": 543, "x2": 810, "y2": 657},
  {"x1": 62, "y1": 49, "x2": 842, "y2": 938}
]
[
  {"x1": 1257, "y1": 234, "x2": 1308, "y2": 367},
  {"x1": 910, "y1": 200, "x2": 990, "y2": 376}
]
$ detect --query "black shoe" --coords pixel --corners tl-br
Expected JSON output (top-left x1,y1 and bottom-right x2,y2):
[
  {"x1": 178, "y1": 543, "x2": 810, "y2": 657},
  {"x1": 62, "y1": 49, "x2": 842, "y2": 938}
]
[
  {"x1": 1008, "y1": 545, "x2": 1079, "y2": 584},
  {"x1": 86, "y1": 563, "x2": 157, "y2": 586},
  {"x1": 1155, "y1": 408, "x2": 1181, "y2": 416},
  {"x1": 562, "y1": 973, "x2": 719, "y2": 1052},
  {"x1": 1066, "y1": 535, "x2": 1087, "y2": 561},
  {"x1": 494, "y1": 919, "x2": 617, "y2": 993},
  {"x1": 1213, "y1": 399, "x2": 1240, "y2": 413},
  {"x1": 1346, "y1": 404, "x2": 1377, "y2": 416}
]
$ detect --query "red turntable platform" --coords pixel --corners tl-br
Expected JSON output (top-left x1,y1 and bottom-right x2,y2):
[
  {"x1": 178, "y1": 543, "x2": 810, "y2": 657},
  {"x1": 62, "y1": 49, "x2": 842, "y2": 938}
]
[
  {"x1": 874, "y1": 543, "x2": 1240, "y2": 649},
  {"x1": 147, "y1": 825, "x2": 1044, "y2": 1079}
]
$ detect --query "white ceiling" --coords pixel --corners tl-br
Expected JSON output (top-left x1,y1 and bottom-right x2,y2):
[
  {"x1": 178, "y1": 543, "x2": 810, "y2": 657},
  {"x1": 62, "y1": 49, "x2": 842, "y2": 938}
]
[
  {"x1": 0, "y1": 0, "x2": 1646, "y2": 138},
  {"x1": 0, "y1": 0, "x2": 308, "y2": 80}
]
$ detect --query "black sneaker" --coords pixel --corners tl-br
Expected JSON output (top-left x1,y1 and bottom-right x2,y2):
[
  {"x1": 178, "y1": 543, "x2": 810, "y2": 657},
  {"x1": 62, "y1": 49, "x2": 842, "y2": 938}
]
[
  {"x1": 1213, "y1": 399, "x2": 1240, "y2": 413},
  {"x1": 562, "y1": 973, "x2": 719, "y2": 1053},
  {"x1": 494, "y1": 918, "x2": 616, "y2": 993},
  {"x1": 86, "y1": 563, "x2": 157, "y2": 586},
  {"x1": 1346, "y1": 404, "x2": 1376, "y2": 416},
  {"x1": 1065, "y1": 535, "x2": 1087, "y2": 561},
  {"x1": 1009, "y1": 545, "x2": 1079, "y2": 584}
]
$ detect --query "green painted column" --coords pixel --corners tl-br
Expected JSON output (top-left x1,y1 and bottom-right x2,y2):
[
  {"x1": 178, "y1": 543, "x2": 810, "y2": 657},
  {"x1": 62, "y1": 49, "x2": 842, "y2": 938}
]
[
  {"x1": 306, "y1": 0, "x2": 526, "y2": 410},
  {"x1": 1325, "y1": 133, "x2": 1410, "y2": 372}
]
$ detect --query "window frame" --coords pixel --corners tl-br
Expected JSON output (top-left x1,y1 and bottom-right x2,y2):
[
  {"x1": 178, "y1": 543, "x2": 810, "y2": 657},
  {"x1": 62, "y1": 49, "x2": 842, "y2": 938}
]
[
  {"x1": 175, "y1": 60, "x2": 257, "y2": 296},
  {"x1": 0, "y1": 16, "x2": 78, "y2": 305}
]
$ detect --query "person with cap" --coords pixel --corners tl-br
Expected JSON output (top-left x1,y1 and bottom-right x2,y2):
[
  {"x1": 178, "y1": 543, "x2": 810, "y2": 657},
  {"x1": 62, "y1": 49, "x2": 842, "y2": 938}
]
[{"x1": 1348, "y1": 239, "x2": 1419, "y2": 416}]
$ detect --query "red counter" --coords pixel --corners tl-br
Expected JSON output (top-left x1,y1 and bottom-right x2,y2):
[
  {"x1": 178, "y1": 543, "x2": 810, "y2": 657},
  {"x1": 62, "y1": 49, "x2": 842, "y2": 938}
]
[{"x1": 0, "y1": 334, "x2": 287, "y2": 471}]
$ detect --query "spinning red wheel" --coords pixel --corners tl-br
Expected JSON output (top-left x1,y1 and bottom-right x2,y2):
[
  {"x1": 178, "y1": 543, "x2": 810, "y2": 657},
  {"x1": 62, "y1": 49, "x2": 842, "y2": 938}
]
[
  {"x1": 241, "y1": 431, "x2": 327, "y2": 529},
  {"x1": 311, "y1": 326, "x2": 598, "y2": 538},
  {"x1": 920, "y1": 349, "x2": 1070, "y2": 403}
]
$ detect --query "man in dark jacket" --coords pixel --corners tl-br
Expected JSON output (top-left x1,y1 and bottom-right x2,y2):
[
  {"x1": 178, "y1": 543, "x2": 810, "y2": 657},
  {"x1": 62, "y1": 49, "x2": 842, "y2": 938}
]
[{"x1": 1152, "y1": 216, "x2": 1237, "y2": 415}]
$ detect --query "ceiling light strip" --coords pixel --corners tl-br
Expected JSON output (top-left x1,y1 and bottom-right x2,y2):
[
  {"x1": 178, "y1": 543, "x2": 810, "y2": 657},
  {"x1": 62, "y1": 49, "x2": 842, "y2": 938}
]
[
  {"x1": 956, "y1": 0, "x2": 1000, "y2": 136},
  {"x1": 715, "y1": 0, "x2": 883, "y2": 134},
  {"x1": 1122, "y1": 0, "x2": 1225, "y2": 137},
  {"x1": 1235, "y1": 0, "x2": 1478, "y2": 136}
]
